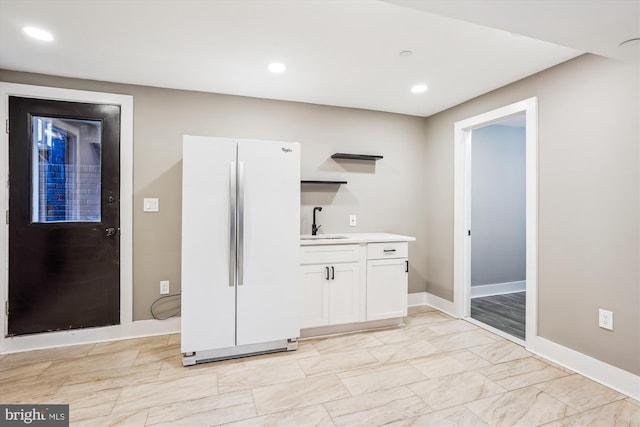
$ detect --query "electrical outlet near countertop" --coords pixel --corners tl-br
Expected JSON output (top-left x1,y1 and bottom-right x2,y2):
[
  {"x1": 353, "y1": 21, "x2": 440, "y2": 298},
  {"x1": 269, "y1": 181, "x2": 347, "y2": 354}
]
[{"x1": 598, "y1": 308, "x2": 613, "y2": 330}]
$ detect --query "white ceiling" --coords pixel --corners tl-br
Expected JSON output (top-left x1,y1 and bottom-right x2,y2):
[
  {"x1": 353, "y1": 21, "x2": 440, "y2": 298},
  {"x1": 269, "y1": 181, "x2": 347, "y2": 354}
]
[{"x1": 0, "y1": 0, "x2": 637, "y2": 117}]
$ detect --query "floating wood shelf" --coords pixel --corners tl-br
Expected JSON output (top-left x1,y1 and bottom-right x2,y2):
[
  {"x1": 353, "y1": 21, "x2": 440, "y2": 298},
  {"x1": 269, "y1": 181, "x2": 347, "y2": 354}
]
[
  {"x1": 301, "y1": 180, "x2": 348, "y2": 185},
  {"x1": 331, "y1": 153, "x2": 383, "y2": 161}
]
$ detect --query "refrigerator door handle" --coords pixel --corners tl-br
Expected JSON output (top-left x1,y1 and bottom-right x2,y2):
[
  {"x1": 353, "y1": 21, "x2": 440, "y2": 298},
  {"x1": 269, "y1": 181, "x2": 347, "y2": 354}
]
[
  {"x1": 229, "y1": 162, "x2": 237, "y2": 287},
  {"x1": 237, "y1": 161, "x2": 245, "y2": 286}
]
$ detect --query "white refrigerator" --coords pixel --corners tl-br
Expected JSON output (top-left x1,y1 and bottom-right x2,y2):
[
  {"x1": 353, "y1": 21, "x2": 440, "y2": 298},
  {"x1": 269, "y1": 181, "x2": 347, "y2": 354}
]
[{"x1": 181, "y1": 136, "x2": 300, "y2": 365}]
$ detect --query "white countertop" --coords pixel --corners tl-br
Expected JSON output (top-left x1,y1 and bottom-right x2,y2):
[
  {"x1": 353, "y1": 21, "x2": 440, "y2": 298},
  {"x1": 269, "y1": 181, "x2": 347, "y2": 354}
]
[{"x1": 300, "y1": 232, "x2": 415, "y2": 245}]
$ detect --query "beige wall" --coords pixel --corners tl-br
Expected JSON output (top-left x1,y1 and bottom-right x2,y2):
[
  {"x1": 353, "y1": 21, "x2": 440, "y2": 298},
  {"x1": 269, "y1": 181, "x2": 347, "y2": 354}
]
[
  {"x1": 423, "y1": 54, "x2": 640, "y2": 375},
  {"x1": 0, "y1": 69, "x2": 429, "y2": 321}
]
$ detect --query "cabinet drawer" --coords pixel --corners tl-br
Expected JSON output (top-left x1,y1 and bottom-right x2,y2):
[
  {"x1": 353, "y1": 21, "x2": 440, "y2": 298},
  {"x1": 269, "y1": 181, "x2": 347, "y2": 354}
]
[
  {"x1": 300, "y1": 244, "x2": 360, "y2": 264},
  {"x1": 367, "y1": 242, "x2": 408, "y2": 259}
]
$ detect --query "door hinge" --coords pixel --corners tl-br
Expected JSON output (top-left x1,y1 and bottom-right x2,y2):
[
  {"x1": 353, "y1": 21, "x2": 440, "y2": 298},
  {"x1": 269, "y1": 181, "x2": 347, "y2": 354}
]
[
  {"x1": 5, "y1": 210, "x2": 8, "y2": 224},
  {"x1": 5, "y1": 119, "x2": 8, "y2": 134},
  {"x1": 5, "y1": 301, "x2": 8, "y2": 316}
]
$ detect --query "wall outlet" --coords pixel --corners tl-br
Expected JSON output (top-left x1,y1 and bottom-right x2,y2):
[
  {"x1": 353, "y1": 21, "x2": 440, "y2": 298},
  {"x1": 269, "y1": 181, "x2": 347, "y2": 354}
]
[
  {"x1": 349, "y1": 214, "x2": 357, "y2": 227},
  {"x1": 598, "y1": 308, "x2": 613, "y2": 330},
  {"x1": 160, "y1": 280, "x2": 170, "y2": 295}
]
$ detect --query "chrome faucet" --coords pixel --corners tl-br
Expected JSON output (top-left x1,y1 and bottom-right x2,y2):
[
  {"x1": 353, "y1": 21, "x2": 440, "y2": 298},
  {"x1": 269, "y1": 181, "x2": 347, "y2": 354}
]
[{"x1": 312, "y1": 207, "x2": 323, "y2": 235}]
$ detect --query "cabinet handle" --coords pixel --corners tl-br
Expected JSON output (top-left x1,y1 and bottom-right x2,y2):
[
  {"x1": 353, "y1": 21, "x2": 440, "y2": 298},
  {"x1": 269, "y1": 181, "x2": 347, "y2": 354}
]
[
  {"x1": 331, "y1": 266, "x2": 335, "y2": 280},
  {"x1": 383, "y1": 249, "x2": 396, "y2": 253},
  {"x1": 325, "y1": 266, "x2": 330, "y2": 280},
  {"x1": 405, "y1": 260, "x2": 409, "y2": 273}
]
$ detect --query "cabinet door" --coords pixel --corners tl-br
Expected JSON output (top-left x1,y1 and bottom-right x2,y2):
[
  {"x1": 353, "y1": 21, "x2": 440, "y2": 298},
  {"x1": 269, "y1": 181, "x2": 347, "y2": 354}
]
[
  {"x1": 366, "y1": 258, "x2": 408, "y2": 321},
  {"x1": 300, "y1": 264, "x2": 330, "y2": 328},
  {"x1": 329, "y1": 262, "x2": 361, "y2": 325}
]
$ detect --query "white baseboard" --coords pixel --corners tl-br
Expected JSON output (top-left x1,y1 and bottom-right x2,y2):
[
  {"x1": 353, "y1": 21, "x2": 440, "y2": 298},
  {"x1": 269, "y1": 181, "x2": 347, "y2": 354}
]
[
  {"x1": 127, "y1": 317, "x2": 181, "y2": 338},
  {"x1": 470, "y1": 281, "x2": 526, "y2": 298},
  {"x1": 409, "y1": 292, "x2": 459, "y2": 318},
  {"x1": 533, "y1": 336, "x2": 639, "y2": 400},
  {"x1": 0, "y1": 317, "x2": 181, "y2": 354},
  {"x1": 408, "y1": 292, "x2": 428, "y2": 307}
]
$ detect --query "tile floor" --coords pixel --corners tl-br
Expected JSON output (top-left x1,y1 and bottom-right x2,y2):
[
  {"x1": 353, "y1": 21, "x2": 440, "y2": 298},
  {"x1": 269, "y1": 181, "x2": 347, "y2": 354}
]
[{"x1": 1, "y1": 306, "x2": 638, "y2": 426}]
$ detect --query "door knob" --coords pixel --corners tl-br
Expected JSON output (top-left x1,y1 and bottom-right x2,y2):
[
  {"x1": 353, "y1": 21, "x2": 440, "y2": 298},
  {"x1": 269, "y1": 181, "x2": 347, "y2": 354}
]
[{"x1": 105, "y1": 227, "x2": 117, "y2": 237}]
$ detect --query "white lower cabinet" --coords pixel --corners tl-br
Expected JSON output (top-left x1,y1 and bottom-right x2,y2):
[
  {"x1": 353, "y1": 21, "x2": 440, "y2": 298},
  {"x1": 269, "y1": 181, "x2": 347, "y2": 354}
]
[
  {"x1": 300, "y1": 239, "x2": 410, "y2": 332},
  {"x1": 366, "y1": 242, "x2": 409, "y2": 321},
  {"x1": 300, "y1": 264, "x2": 330, "y2": 328},
  {"x1": 300, "y1": 245, "x2": 362, "y2": 329},
  {"x1": 328, "y1": 262, "x2": 361, "y2": 325},
  {"x1": 366, "y1": 258, "x2": 408, "y2": 320}
]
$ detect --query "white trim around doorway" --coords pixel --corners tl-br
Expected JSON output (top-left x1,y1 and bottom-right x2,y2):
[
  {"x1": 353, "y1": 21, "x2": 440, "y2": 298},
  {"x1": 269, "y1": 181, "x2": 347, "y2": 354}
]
[{"x1": 453, "y1": 96, "x2": 538, "y2": 351}]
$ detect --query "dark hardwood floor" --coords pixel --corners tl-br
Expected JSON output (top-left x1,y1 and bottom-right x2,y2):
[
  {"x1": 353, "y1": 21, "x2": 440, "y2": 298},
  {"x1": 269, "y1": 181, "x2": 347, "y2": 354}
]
[{"x1": 470, "y1": 291, "x2": 526, "y2": 340}]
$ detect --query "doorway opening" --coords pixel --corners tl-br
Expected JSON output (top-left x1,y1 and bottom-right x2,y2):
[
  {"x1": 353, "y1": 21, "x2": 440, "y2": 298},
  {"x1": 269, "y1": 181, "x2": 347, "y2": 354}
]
[
  {"x1": 469, "y1": 116, "x2": 526, "y2": 340},
  {"x1": 453, "y1": 97, "x2": 538, "y2": 348}
]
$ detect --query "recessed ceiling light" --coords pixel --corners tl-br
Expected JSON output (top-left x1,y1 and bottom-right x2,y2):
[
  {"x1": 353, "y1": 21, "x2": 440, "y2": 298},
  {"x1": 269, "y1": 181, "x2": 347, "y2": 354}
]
[
  {"x1": 23, "y1": 26, "x2": 54, "y2": 42},
  {"x1": 411, "y1": 84, "x2": 428, "y2": 94},
  {"x1": 268, "y1": 62, "x2": 286, "y2": 73}
]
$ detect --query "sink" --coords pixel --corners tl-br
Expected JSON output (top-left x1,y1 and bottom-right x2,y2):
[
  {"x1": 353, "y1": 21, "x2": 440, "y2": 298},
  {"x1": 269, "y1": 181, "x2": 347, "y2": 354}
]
[{"x1": 300, "y1": 235, "x2": 348, "y2": 240}]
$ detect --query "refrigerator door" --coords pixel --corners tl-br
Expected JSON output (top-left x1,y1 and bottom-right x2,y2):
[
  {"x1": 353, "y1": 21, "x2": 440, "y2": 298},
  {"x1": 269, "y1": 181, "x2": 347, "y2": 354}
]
[
  {"x1": 181, "y1": 136, "x2": 238, "y2": 354},
  {"x1": 236, "y1": 140, "x2": 301, "y2": 345}
]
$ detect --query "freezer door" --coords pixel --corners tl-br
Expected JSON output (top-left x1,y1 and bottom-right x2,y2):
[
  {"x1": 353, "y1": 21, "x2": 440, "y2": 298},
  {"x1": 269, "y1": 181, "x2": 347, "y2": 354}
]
[
  {"x1": 236, "y1": 140, "x2": 301, "y2": 345},
  {"x1": 181, "y1": 136, "x2": 237, "y2": 353}
]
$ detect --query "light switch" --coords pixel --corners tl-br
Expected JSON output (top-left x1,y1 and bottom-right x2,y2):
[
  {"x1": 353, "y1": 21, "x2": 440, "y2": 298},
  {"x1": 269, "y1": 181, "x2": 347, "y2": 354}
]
[{"x1": 144, "y1": 198, "x2": 159, "y2": 212}]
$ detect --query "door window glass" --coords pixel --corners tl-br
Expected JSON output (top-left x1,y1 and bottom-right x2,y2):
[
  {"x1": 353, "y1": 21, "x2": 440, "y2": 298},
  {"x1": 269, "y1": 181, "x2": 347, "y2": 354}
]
[{"x1": 31, "y1": 116, "x2": 102, "y2": 223}]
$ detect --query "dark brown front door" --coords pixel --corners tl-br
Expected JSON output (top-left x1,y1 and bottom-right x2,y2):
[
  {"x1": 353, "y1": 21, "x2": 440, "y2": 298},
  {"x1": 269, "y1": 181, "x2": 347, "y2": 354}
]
[{"x1": 8, "y1": 96, "x2": 121, "y2": 336}]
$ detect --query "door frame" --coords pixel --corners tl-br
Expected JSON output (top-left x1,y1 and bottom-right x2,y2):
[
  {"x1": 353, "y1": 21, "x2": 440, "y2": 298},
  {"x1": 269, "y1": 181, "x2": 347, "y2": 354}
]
[
  {"x1": 453, "y1": 96, "x2": 538, "y2": 350},
  {"x1": 0, "y1": 82, "x2": 133, "y2": 352}
]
